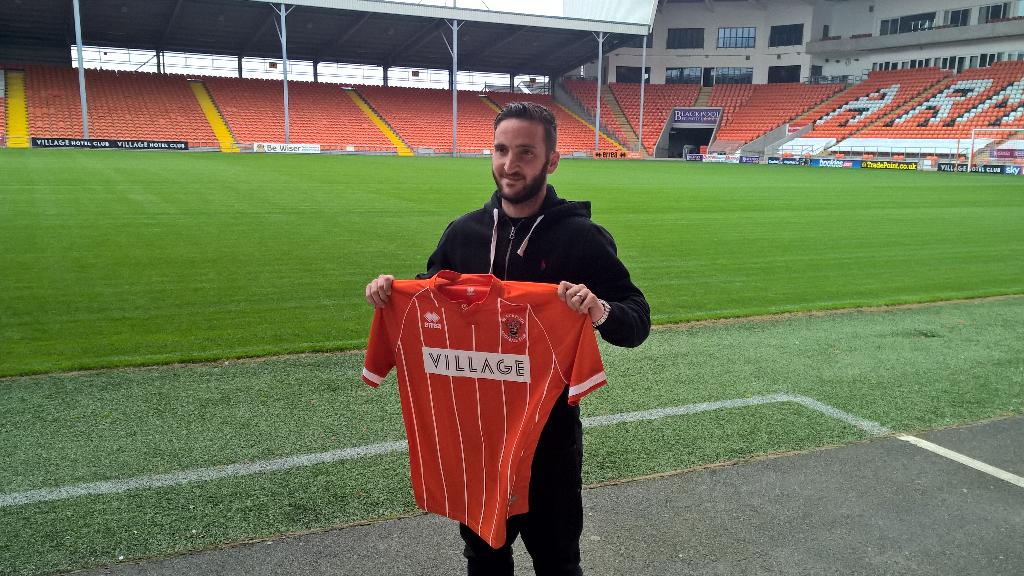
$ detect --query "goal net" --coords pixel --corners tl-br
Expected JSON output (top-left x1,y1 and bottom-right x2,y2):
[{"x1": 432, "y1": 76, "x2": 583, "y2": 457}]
[{"x1": 970, "y1": 128, "x2": 1024, "y2": 169}]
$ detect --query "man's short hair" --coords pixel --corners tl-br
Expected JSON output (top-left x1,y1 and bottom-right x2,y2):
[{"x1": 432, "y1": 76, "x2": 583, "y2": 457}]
[{"x1": 494, "y1": 102, "x2": 558, "y2": 156}]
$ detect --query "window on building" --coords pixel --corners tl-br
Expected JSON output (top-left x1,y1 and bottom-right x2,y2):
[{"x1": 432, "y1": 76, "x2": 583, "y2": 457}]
[
  {"x1": 717, "y1": 27, "x2": 756, "y2": 49},
  {"x1": 769, "y1": 23, "x2": 804, "y2": 47},
  {"x1": 945, "y1": 8, "x2": 971, "y2": 27},
  {"x1": 621, "y1": 34, "x2": 654, "y2": 49},
  {"x1": 665, "y1": 67, "x2": 703, "y2": 84},
  {"x1": 903, "y1": 12, "x2": 937, "y2": 32},
  {"x1": 969, "y1": 55, "x2": 979, "y2": 68},
  {"x1": 980, "y1": 3, "x2": 1009, "y2": 22},
  {"x1": 881, "y1": 12, "x2": 936, "y2": 35},
  {"x1": 768, "y1": 65, "x2": 801, "y2": 83},
  {"x1": 666, "y1": 28, "x2": 704, "y2": 49},
  {"x1": 715, "y1": 67, "x2": 754, "y2": 84},
  {"x1": 616, "y1": 66, "x2": 651, "y2": 84}
]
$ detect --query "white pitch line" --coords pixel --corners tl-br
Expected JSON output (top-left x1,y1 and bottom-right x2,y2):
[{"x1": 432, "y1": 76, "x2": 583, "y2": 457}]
[
  {"x1": 0, "y1": 393, "x2": 890, "y2": 508},
  {"x1": 0, "y1": 441, "x2": 408, "y2": 508},
  {"x1": 898, "y1": 435, "x2": 1024, "y2": 489}
]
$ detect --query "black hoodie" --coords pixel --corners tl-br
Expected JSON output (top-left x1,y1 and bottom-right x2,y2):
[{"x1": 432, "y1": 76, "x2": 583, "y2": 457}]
[
  {"x1": 420, "y1": 185, "x2": 651, "y2": 533},
  {"x1": 421, "y1": 185, "x2": 650, "y2": 349}
]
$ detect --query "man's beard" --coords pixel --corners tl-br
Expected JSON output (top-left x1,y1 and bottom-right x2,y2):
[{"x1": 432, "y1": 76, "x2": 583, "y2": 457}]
[{"x1": 494, "y1": 159, "x2": 549, "y2": 205}]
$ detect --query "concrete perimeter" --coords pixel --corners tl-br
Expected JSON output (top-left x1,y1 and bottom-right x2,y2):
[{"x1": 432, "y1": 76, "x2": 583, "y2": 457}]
[{"x1": 76, "y1": 415, "x2": 1024, "y2": 576}]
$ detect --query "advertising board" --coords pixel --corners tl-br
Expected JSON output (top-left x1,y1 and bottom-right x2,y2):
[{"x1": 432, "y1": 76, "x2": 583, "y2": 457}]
[
  {"x1": 861, "y1": 160, "x2": 918, "y2": 170},
  {"x1": 253, "y1": 143, "x2": 321, "y2": 154},
  {"x1": 32, "y1": 138, "x2": 188, "y2": 150}
]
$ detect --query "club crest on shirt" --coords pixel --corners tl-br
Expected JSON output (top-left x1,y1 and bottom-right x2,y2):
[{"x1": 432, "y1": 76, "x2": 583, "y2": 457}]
[
  {"x1": 423, "y1": 311, "x2": 442, "y2": 329},
  {"x1": 501, "y1": 314, "x2": 526, "y2": 343}
]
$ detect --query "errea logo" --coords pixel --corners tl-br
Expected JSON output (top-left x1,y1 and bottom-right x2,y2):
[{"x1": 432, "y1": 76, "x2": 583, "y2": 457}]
[{"x1": 424, "y1": 311, "x2": 442, "y2": 330}]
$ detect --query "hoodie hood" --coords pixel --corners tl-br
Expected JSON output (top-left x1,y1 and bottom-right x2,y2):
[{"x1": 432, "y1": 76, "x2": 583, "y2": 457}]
[{"x1": 483, "y1": 185, "x2": 591, "y2": 274}]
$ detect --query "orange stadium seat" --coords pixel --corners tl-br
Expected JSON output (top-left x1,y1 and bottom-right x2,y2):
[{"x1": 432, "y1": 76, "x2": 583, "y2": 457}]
[
  {"x1": 356, "y1": 86, "x2": 494, "y2": 154},
  {"x1": 710, "y1": 82, "x2": 844, "y2": 148},
  {"x1": 204, "y1": 76, "x2": 394, "y2": 151},
  {"x1": 856, "y1": 60, "x2": 1024, "y2": 140},
  {"x1": 608, "y1": 83, "x2": 700, "y2": 154},
  {"x1": 23, "y1": 65, "x2": 217, "y2": 146},
  {"x1": 800, "y1": 67, "x2": 952, "y2": 141}
]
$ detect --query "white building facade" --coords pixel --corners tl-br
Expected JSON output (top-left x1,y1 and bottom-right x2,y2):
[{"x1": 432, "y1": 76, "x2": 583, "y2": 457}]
[{"x1": 592, "y1": 0, "x2": 1024, "y2": 85}]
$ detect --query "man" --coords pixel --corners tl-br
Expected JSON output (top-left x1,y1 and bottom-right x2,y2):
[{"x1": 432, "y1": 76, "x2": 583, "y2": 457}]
[{"x1": 365, "y1": 102, "x2": 650, "y2": 576}]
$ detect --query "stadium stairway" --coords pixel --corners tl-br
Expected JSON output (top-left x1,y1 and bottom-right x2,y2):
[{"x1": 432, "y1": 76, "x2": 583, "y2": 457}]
[
  {"x1": 479, "y1": 94, "x2": 502, "y2": 113},
  {"x1": 602, "y1": 85, "x2": 641, "y2": 152},
  {"x1": 561, "y1": 80, "x2": 632, "y2": 148},
  {"x1": 695, "y1": 86, "x2": 713, "y2": 107},
  {"x1": 189, "y1": 81, "x2": 239, "y2": 153},
  {"x1": 4, "y1": 70, "x2": 29, "y2": 148},
  {"x1": 345, "y1": 88, "x2": 413, "y2": 157},
  {"x1": 0, "y1": 69, "x2": 6, "y2": 145}
]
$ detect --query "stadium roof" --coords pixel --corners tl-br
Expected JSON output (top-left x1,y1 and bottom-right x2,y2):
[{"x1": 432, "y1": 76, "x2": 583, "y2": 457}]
[{"x1": 0, "y1": 0, "x2": 652, "y2": 77}]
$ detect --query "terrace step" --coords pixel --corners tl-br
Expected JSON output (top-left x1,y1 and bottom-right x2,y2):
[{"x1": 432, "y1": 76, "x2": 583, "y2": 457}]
[
  {"x1": 5, "y1": 70, "x2": 29, "y2": 148},
  {"x1": 190, "y1": 80, "x2": 239, "y2": 153}
]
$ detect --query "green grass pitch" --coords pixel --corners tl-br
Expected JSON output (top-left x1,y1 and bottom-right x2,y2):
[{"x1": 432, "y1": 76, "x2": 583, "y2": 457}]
[
  {"x1": 0, "y1": 149, "x2": 1021, "y2": 377},
  {"x1": 0, "y1": 148, "x2": 1022, "y2": 575}
]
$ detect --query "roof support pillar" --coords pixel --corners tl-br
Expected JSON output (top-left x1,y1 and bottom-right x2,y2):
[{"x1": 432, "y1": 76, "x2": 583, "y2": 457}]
[
  {"x1": 237, "y1": 55, "x2": 243, "y2": 78},
  {"x1": 444, "y1": 18, "x2": 464, "y2": 157},
  {"x1": 272, "y1": 3, "x2": 295, "y2": 143},
  {"x1": 593, "y1": 31, "x2": 607, "y2": 154},
  {"x1": 72, "y1": 0, "x2": 89, "y2": 138},
  {"x1": 639, "y1": 32, "x2": 648, "y2": 155},
  {"x1": 509, "y1": 73, "x2": 514, "y2": 93},
  {"x1": 313, "y1": 60, "x2": 319, "y2": 83}
]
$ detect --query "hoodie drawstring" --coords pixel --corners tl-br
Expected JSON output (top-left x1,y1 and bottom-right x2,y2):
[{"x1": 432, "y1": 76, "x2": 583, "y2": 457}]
[
  {"x1": 516, "y1": 215, "x2": 544, "y2": 257},
  {"x1": 488, "y1": 208, "x2": 498, "y2": 275}
]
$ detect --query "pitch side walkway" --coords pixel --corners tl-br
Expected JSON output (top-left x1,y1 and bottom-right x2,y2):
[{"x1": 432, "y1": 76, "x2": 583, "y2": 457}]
[{"x1": 78, "y1": 416, "x2": 1024, "y2": 576}]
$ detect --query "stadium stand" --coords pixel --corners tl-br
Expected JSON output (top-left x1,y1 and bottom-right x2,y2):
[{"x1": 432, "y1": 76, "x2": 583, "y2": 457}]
[
  {"x1": 356, "y1": 86, "x2": 494, "y2": 154},
  {"x1": 23, "y1": 66, "x2": 217, "y2": 146},
  {"x1": 709, "y1": 82, "x2": 844, "y2": 152},
  {"x1": 798, "y1": 68, "x2": 951, "y2": 143},
  {"x1": 832, "y1": 61, "x2": 1024, "y2": 155},
  {"x1": 607, "y1": 83, "x2": 700, "y2": 154},
  {"x1": 486, "y1": 91, "x2": 623, "y2": 154},
  {"x1": 204, "y1": 76, "x2": 395, "y2": 151},
  {"x1": 561, "y1": 79, "x2": 631, "y2": 145}
]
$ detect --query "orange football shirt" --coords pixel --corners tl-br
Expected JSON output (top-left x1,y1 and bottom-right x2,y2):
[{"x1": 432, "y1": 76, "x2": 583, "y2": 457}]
[{"x1": 362, "y1": 270, "x2": 607, "y2": 548}]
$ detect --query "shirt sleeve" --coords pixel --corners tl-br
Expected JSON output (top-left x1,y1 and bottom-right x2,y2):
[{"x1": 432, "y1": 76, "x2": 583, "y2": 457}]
[
  {"x1": 565, "y1": 319, "x2": 607, "y2": 405},
  {"x1": 362, "y1": 307, "x2": 395, "y2": 388}
]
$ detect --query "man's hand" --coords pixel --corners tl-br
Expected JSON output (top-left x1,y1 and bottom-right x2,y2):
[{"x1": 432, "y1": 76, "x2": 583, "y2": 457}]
[
  {"x1": 365, "y1": 274, "x2": 395, "y2": 308},
  {"x1": 557, "y1": 281, "x2": 604, "y2": 324}
]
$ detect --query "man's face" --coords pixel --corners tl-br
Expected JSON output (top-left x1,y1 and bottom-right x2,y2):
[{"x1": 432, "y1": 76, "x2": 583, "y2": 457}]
[{"x1": 492, "y1": 118, "x2": 560, "y2": 205}]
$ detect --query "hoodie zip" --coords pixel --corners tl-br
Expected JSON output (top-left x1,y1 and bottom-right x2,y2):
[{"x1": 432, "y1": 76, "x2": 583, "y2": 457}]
[{"x1": 504, "y1": 220, "x2": 521, "y2": 278}]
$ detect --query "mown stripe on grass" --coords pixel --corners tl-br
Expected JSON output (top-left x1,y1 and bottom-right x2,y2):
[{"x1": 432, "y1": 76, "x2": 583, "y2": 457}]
[{"x1": 0, "y1": 394, "x2": 888, "y2": 509}]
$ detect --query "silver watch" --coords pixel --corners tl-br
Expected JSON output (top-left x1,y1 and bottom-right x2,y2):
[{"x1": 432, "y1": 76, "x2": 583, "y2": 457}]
[{"x1": 592, "y1": 299, "x2": 611, "y2": 328}]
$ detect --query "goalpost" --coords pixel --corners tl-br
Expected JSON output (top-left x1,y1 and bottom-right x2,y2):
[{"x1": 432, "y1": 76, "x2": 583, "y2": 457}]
[{"x1": 969, "y1": 127, "x2": 1024, "y2": 170}]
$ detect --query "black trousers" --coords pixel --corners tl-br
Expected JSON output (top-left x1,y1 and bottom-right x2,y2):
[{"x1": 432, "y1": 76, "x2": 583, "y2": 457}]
[{"x1": 460, "y1": 395, "x2": 584, "y2": 576}]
